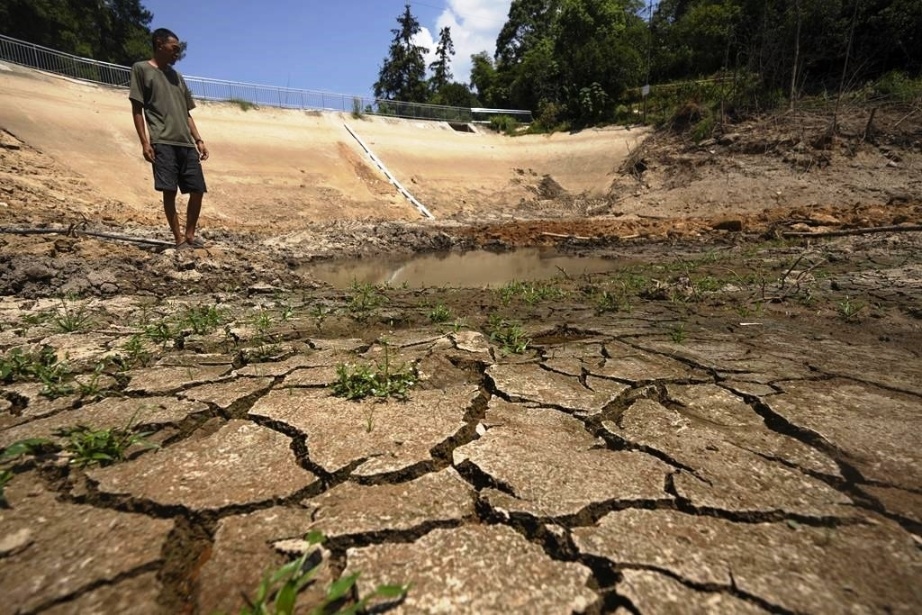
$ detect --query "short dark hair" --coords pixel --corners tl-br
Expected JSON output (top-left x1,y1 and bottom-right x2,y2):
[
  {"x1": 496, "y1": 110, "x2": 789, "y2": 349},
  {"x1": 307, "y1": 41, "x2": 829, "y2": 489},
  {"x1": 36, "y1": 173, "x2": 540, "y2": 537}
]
[{"x1": 152, "y1": 28, "x2": 179, "y2": 51}]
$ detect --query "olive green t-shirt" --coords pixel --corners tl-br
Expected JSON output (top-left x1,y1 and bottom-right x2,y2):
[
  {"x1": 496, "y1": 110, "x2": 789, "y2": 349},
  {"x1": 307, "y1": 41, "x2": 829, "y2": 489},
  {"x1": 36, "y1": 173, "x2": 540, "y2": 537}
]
[{"x1": 129, "y1": 61, "x2": 196, "y2": 147}]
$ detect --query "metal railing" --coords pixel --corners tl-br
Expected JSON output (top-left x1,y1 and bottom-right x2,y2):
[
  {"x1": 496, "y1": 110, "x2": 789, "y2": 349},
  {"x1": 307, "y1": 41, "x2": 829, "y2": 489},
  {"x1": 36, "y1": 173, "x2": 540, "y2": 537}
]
[{"x1": 0, "y1": 34, "x2": 533, "y2": 123}]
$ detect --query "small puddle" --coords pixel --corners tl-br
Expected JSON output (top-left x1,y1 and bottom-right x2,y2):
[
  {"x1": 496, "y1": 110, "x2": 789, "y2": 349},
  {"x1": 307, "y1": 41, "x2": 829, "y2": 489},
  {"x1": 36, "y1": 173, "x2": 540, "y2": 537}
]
[{"x1": 305, "y1": 248, "x2": 618, "y2": 288}]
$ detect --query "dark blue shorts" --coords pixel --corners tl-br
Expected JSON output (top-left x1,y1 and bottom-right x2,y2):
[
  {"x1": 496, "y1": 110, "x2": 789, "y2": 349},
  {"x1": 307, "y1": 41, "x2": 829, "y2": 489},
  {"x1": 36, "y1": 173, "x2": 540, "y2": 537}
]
[{"x1": 152, "y1": 143, "x2": 207, "y2": 194}]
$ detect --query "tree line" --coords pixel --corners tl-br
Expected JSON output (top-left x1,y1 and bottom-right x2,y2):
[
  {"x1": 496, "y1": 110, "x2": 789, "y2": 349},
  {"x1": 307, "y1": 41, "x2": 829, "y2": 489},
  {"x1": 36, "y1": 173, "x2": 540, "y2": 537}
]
[
  {"x1": 0, "y1": 0, "x2": 153, "y2": 67},
  {"x1": 376, "y1": 0, "x2": 921, "y2": 127},
  {"x1": 3, "y1": 0, "x2": 919, "y2": 127}
]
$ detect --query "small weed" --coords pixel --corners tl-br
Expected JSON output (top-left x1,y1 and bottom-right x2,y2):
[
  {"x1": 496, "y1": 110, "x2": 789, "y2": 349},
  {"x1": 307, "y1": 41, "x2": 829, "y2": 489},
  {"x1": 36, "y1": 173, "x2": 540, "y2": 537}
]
[
  {"x1": 0, "y1": 345, "x2": 74, "y2": 398},
  {"x1": 496, "y1": 280, "x2": 565, "y2": 306},
  {"x1": 55, "y1": 415, "x2": 157, "y2": 468},
  {"x1": 593, "y1": 288, "x2": 629, "y2": 314},
  {"x1": 837, "y1": 296, "x2": 864, "y2": 321},
  {"x1": 144, "y1": 318, "x2": 174, "y2": 346},
  {"x1": 428, "y1": 303, "x2": 452, "y2": 324},
  {"x1": 252, "y1": 310, "x2": 274, "y2": 333},
  {"x1": 669, "y1": 323, "x2": 687, "y2": 344},
  {"x1": 75, "y1": 361, "x2": 110, "y2": 400},
  {"x1": 331, "y1": 341, "x2": 417, "y2": 403},
  {"x1": 348, "y1": 282, "x2": 388, "y2": 322},
  {"x1": 52, "y1": 296, "x2": 93, "y2": 333},
  {"x1": 117, "y1": 334, "x2": 152, "y2": 370},
  {"x1": 309, "y1": 303, "x2": 334, "y2": 330},
  {"x1": 240, "y1": 530, "x2": 407, "y2": 615},
  {"x1": 486, "y1": 316, "x2": 530, "y2": 354},
  {"x1": 183, "y1": 304, "x2": 224, "y2": 335},
  {"x1": 19, "y1": 311, "x2": 50, "y2": 331}
]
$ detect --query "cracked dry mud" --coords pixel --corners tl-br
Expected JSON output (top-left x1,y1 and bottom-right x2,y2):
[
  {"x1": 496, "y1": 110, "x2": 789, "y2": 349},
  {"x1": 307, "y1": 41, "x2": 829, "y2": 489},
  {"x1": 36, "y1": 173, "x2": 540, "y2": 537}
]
[
  {"x1": 1, "y1": 283, "x2": 921, "y2": 614},
  {"x1": 2, "y1": 63, "x2": 922, "y2": 614}
]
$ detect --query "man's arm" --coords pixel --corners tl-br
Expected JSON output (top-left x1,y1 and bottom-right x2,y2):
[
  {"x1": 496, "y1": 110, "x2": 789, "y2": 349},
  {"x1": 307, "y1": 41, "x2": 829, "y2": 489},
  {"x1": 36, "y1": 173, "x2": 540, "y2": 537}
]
[
  {"x1": 188, "y1": 114, "x2": 209, "y2": 161},
  {"x1": 131, "y1": 100, "x2": 155, "y2": 163}
]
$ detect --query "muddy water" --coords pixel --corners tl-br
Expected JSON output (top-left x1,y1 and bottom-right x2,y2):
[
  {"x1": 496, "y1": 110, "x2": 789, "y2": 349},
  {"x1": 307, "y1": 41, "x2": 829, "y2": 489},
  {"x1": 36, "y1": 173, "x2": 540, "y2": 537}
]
[{"x1": 305, "y1": 248, "x2": 619, "y2": 288}]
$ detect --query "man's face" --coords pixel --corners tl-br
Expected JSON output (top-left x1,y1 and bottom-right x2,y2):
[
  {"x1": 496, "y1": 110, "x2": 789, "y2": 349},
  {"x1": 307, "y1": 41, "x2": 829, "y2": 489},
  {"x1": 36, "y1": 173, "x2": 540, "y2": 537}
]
[{"x1": 158, "y1": 36, "x2": 182, "y2": 65}]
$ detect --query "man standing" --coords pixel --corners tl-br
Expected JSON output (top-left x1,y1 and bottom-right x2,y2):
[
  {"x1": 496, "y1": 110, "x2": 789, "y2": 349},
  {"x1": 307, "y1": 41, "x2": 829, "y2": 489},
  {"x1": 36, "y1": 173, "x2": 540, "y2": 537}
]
[{"x1": 130, "y1": 28, "x2": 209, "y2": 250}]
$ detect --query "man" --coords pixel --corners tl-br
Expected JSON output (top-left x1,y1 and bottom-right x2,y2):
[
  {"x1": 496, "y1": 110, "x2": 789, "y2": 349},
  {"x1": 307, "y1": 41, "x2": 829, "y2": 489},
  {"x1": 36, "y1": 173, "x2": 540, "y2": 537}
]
[{"x1": 130, "y1": 28, "x2": 209, "y2": 250}]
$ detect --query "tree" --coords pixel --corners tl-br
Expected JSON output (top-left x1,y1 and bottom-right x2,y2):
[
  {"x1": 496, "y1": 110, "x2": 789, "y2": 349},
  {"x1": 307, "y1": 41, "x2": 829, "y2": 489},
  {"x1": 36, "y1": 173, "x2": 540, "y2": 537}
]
[
  {"x1": 373, "y1": 3, "x2": 429, "y2": 103},
  {"x1": 470, "y1": 51, "x2": 501, "y2": 107},
  {"x1": 0, "y1": 0, "x2": 152, "y2": 66},
  {"x1": 495, "y1": 0, "x2": 560, "y2": 68},
  {"x1": 429, "y1": 26, "x2": 455, "y2": 94}
]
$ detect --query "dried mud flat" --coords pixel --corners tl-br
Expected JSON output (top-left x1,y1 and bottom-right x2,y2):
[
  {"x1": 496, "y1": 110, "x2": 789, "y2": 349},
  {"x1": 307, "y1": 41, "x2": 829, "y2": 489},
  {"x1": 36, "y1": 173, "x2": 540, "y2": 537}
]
[{"x1": 2, "y1": 74, "x2": 922, "y2": 613}]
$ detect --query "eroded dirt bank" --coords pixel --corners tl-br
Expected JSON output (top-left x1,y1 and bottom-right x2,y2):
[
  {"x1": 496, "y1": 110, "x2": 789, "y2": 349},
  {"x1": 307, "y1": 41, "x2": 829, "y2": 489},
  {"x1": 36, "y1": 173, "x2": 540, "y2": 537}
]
[{"x1": 1, "y1": 61, "x2": 921, "y2": 614}]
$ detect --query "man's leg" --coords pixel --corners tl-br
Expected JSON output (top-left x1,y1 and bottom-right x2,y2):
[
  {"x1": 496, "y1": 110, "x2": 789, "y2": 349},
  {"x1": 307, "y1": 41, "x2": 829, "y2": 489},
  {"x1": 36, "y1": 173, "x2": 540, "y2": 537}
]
[
  {"x1": 184, "y1": 192, "x2": 203, "y2": 243},
  {"x1": 162, "y1": 190, "x2": 183, "y2": 245}
]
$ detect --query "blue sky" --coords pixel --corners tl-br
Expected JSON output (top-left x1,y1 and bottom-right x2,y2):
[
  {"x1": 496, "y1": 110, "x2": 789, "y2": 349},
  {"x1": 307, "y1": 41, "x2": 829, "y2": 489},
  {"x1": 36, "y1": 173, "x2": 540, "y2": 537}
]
[{"x1": 142, "y1": 0, "x2": 512, "y2": 97}]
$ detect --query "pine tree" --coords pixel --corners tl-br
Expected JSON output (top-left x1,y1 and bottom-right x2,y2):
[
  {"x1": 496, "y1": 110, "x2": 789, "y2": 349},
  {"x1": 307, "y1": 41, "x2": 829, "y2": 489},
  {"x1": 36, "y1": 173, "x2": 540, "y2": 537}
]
[
  {"x1": 373, "y1": 3, "x2": 429, "y2": 102},
  {"x1": 429, "y1": 26, "x2": 455, "y2": 94}
]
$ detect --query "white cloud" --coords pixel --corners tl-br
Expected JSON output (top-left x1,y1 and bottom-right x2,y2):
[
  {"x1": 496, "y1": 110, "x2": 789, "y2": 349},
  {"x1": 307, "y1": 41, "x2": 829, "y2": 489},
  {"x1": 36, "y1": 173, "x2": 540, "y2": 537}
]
[{"x1": 414, "y1": 0, "x2": 511, "y2": 86}]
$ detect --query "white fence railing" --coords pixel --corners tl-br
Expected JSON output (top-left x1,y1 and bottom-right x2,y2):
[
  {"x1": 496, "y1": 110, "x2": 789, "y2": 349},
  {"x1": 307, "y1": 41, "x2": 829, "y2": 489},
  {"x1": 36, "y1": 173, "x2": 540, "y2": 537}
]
[{"x1": 0, "y1": 34, "x2": 533, "y2": 124}]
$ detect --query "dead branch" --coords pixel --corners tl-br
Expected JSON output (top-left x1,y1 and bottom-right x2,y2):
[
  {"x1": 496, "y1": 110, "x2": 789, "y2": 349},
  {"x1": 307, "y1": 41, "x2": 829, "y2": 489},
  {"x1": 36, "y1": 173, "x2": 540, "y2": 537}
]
[
  {"x1": 0, "y1": 226, "x2": 175, "y2": 247},
  {"x1": 781, "y1": 224, "x2": 922, "y2": 239},
  {"x1": 541, "y1": 232, "x2": 591, "y2": 241}
]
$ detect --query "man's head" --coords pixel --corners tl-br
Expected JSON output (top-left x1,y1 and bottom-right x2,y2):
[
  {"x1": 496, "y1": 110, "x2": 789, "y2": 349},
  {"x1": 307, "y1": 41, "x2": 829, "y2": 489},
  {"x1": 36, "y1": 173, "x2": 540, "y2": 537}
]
[{"x1": 151, "y1": 28, "x2": 182, "y2": 65}]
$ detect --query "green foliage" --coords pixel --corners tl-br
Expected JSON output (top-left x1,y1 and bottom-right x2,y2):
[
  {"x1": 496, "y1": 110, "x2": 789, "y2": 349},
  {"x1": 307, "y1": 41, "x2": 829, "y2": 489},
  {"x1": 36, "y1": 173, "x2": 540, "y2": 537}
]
[
  {"x1": 428, "y1": 304, "x2": 453, "y2": 324},
  {"x1": 52, "y1": 296, "x2": 93, "y2": 333},
  {"x1": 116, "y1": 334, "x2": 152, "y2": 370},
  {"x1": 486, "y1": 316, "x2": 530, "y2": 355},
  {"x1": 144, "y1": 318, "x2": 174, "y2": 346},
  {"x1": 309, "y1": 303, "x2": 335, "y2": 330},
  {"x1": 347, "y1": 282, "x2": 388, "y2": 322},
  {"x1": 837, "y1": 296, "x2": 864, "y2": 322},
  {"x1": 228, "y1": 98, "x2": 258, "y2": 112},
  {"x1": 242, "y1": 311, "x2": 282, "y2": 363},
  {"x1": 0, "y1": 0, "x2": 153, "y2": 67},
  {"x1": 497, "y1": 280, "x2": 567, "y2": 306},
  {"x1": 374, "y1": 4, "x2": 430, "y2": 103},
  {"x1": 870, "y1": 71, "x2": 922, "y2": 102},
  {"x1": 55, "y1": 417, "x2": 157, "y2": 468},
  {"x1": 239, "y1": 531, "x2": 408, "y2": 615},
  {"x1": 593, "y1": 288, "x2": 629, "y2": 314},
  {"x1": 0, "y1": 345, "x2": 73, "y2": 399},
  {"x1": 75, "y1": 361, "x2": 110, "y2": 399},
  {"x1": 183, "y1": 304, "x2": 225, "y2": 335},
  {"x1": 332, "y1": 342, "x2": 417, "y2": 402},
  {"x1": 669, "y1": 323, "x2": 687, "y2": 344},
  {"x1": 489, "y1": 115, "x2": 520, "y2": 135},
  {"x1": 428, "y1": 26, "x2": 455, "y2": 93}
]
